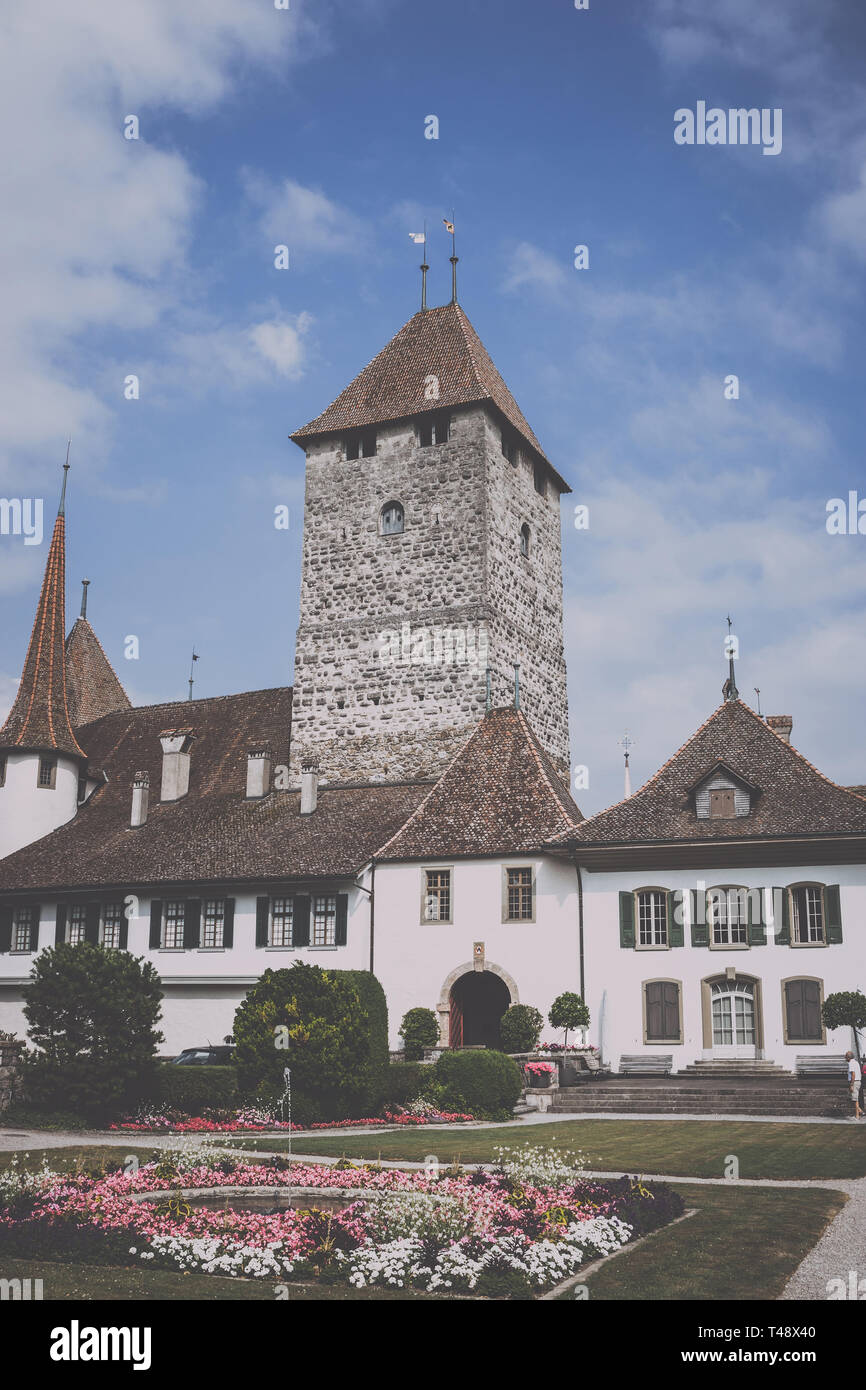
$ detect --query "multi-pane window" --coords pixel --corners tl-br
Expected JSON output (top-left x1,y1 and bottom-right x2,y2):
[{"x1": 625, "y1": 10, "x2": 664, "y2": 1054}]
[
  {"x1": 637, "y1": 890, "x2": 668, "y2": 947},
  {"x1": 271, "y1": 897, "x2": 294, "y2": 947},
  {"x1": 418, "y1": 413, "x2": 450, "y2": 446},
  {"x1": 201, "y1": 900, "x2": 225, "y2": 949},
  {"x1": 38, "y1": 757, "x2": 56, "y2": 788},
  {"x1": 381, "y1": 501, "x2": 404, "y2": 536},
  {"x1": 791, "y1": 886, "x2": 824, "y2": 944},
  {"x1": 312, "y1": 895, "x2": 337, "y2": 946},
  {"x1": 709, "y1": 887, "x2": 748, "y2": 945},
  {"x1": 12, "y1": 907, "x2": 34, "y2": 952},
  {"x1": 346, "y1": 430, "x2": 377, "y2": 460},
  {"x1": 506, "y1": 868, "x2": 533, "y2": 921},
  {"x1": 424, "y1": 870, "x2": 451, "y2": 922},
  {"x1": 101, "y1": 902, "x2": 123, "y2": 949},
  {"x1": 67, "y1": 904, "x2": 87, "y2": 945},
  {"x1": 162, "y1": 901, "x2": 185, "y2": 949}
]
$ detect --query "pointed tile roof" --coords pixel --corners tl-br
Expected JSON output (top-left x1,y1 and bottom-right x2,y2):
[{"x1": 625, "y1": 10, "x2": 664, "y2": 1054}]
[
  {"x1": 554, "y1": 699, "x2": 866, "y2": 846},
  {"x1": 376, "y1": 706, "x2": 582, "y2": 861},
  {"x1": 0, "y1": 488, "x2": 84, "y2": 760},
  {"x1": 291, "y1": 302, "x2": 569, "y2": 491},
  {"x1": 65, "y1": 617, "x2": 131, "y2": 727}
]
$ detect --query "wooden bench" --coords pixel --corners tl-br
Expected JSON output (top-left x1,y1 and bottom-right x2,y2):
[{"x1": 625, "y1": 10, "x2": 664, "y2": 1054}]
[
  {"x1": 796, "y1": 1055, "x2": 850, "y2": 1077},
  {"x1": 619, "y1": 1054, "x2": 673, "y2": 1076}
]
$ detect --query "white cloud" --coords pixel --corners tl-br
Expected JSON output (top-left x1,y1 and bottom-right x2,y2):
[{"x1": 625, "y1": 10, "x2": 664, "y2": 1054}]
[
  {"x1": 242, "y1": 172, "x2": 366, "y2": 257},
  {"x1": 817, "y1": 162, "x2": 866, "y2": 261}
]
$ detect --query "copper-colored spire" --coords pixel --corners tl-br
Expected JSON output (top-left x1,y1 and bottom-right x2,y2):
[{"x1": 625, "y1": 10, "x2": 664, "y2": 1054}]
[{"x1": 0, "y1": 463, "x2": 85, "y2": 758}]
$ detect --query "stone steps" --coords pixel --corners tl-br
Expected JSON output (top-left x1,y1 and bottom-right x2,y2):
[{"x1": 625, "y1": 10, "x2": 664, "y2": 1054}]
[{"x1": 548, "y1": 1083, "x2": 848, "y2": 1117}]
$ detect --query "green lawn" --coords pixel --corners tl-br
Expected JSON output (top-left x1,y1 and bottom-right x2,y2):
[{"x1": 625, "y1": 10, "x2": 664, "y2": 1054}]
[
  {"x1": 0, "y1": 1146, "x2": 159, "y2": 1176},
  {"x1": 242, "y1": 1119, "x2": 866, "y2": 1180}
]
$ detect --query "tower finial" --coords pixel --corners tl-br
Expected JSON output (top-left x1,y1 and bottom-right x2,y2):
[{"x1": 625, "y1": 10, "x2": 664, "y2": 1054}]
[
  {"x1": 59, "y1": 439, "x2": 71, "y2": 516},
  {"x1": 444, "y1": 214, "x2": 457, "y2": 304},
  {"x1": 513, "y1": 661, "x2": 520, "y2": 709},
  {"x1": 80, "y1": 578, "x2": 90, "y2": 619},
  {"x1": 618, "y1": 730, "x2": 635, "y2": 798},
  {"x1": 188, "y1": 648, "x2": 199, "y2": 702},
  {"x1": 723, "y1": 615, "x2": 739, "y2": 701},
  {"x1": 420, "y1": 220, "x2": 429, "y2": 311}
]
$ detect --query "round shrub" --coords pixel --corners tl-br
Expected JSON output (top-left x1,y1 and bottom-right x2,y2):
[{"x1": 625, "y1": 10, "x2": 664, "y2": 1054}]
[
  {"x1": 385, "y1": 1061, "x2": 431, "y2": 1107},
  {"x1": 549, "y1": 992, "x2": 590, "y2": 1047},
  {"x1": 432, "y1": 1049, "x2": 522, "y2": 1120},
  {"x1": 399, "y1": 1007, "x2": 440, "y2": 1061},
  {"x1": 500, "y1": 1004, "x2": 544, "y2": 1054}
]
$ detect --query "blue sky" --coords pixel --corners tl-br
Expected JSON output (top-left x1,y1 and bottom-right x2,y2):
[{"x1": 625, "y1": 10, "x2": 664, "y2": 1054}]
[{"x1": 1, "y1": 0, "x2": 865, "y2": 812}]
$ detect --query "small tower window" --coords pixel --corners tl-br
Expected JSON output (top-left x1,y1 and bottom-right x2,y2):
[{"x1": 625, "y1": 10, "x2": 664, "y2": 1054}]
[
  {"x1": 38, "y1": 757, "x2": 57, "y2": 789},
  {"x1": 533, "y1": 463, "x2": 546, "y2": 496},
  {"x1": 501, "y1": 431, "x2": 519, "y2": 465},
  {"x1": 418, "y1": 413, "x2": 451, "y2": 447},
  {"x1": 520, "y1": 523, "x2": 530, "y2": 558},
  {"x1": 380, "y1": 501, "x2": 404, "y2": 536},
  {"x1": 346, "y1": 429, "x2": 377, "y2": 460}
]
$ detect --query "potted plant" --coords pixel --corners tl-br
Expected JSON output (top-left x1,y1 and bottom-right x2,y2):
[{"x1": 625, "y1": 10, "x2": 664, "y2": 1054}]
[
  {"x1": 548, "y1": 994, "x2": 591, "y2": 1084},
  {"x1": 524, "y1": 1061, "x2": 556, "y2": 1089}
]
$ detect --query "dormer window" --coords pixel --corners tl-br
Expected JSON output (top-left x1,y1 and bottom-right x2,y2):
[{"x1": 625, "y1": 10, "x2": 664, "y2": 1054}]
[
  {"x1": 418, "y1": 413, "x2": 450, "y2": 447},
  {"x1": 346, "y1": 429, "x2": 377, "y2": 460},
  {"x1": 380, "y1": 501, "x2": 404, "y2": 536},
  {"x1": 691, "y1": 764, "x2": 756, "y2": 820},
  {"x1": 709, "y1": 788, "x2": 735, "y2": 819}
]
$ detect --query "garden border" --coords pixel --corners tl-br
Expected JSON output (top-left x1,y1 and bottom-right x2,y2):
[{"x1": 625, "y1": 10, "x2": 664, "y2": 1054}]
[{"x1": 539, "y1": 1207, "x2": 698, "y2": 1300}]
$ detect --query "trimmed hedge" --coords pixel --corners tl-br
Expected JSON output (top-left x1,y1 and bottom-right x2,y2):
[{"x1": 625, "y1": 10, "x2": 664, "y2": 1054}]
[
  {"x1": 152, "y1": 1064, "x2": 239, "y2": 1113},
  {"x1": 384, "y1": 1061, "x2": 430, "y2": 1107},
  {"x1": 432, "y1": 1049, "x2": 522, "y2": 1121},
  {"x1": 339, "y1": 970, "x2": 389, "y2": 1113}
]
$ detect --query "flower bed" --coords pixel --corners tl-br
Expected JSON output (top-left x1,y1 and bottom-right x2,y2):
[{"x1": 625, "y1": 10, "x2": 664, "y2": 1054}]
[
  {"x1": 109, "y1": 1106, "x2": 475, "y2": 1134},
  {"x1": 0, "y1": 1145, "x2": 685, "y2": 1297}
]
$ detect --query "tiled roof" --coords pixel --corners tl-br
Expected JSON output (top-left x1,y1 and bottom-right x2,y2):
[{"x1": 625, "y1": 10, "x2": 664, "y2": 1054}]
[
  {"x1": 65, "y1": 618, "x2": 131, "y2": 726},
  {"x1": 0, "y1": 508, "x2": 84, "y2": 760},
  {"x1": 553, "y1": 699, "x2": 866, "y2": 846},
  {"x1": 291, "y1": 303, "x2": 567, "y2": 488},
  {"x1": 0, "y1": 688, "x2": 433, "y2": 892},
  {"x1": 376, "y1": 707, "x2": 582, "y2": 861}
]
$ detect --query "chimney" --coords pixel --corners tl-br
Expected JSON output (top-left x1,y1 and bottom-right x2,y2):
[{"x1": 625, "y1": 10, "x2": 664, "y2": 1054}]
[
  {"x1": 130, "y1": 770, "x2": 149, "y2": 827},
  {"x1": 300, "y1": 757, "x2": 319, "y2": 815},
  {"x1": 159, "y1": 729, "x2": 194, "y2": 801},
  {"x1": 766, "y1": 715, "x2": 793, "y2": 744},
  {"x1": 246, "y1": 745, "x2": 272, "y2": 799}
]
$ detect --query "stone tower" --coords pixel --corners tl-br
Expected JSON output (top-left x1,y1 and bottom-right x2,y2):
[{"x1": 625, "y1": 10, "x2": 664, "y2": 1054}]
[{"x1": 288, "y1": 301, "x2": 571, "y2": 786}]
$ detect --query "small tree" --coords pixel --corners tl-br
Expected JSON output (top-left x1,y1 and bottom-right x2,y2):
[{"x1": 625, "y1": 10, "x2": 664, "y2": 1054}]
[
  {"x1": 549, "y1": 992, "x2": 590, "y2": 1049},
  {"x1": 822, "y1": 991, "x2": 866, "y2": 1060},
  {"x1": 500, "y1": 1004, "x2": 544, "y2": 1054},
  {"x1": 399, "y1": 1007, "x2": 440, "y2": 1061},
  {"x1": 22, "y1": 942, "x2": 163, "y2": 1122}
]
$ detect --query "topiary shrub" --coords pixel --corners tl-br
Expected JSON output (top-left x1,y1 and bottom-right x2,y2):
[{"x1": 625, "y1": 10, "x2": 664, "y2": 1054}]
[
  {"x1": 432, "y1": 1049, "x2": 522, "y2": 1120},
  {"x1": 500, "y1": 1004, "x2": 544, "y2": 1054},
  {"x1": 549, "y1": 992, "x2": 591, "y2": 1048},
  {"x1": 340, "y1": 970, "x2": 389, "y2": 1111},
  {"x1": 21, "y1": 942, "x2": 163, "y2": 1124},
  {"x1": 152, "y1": 1064, "x2": 239, "y2": 1113},
  {"x1": 233, "y1": 962, "x2": 388, "y2": 1125},
  {"x1": 399, "y1": 1007, "x2": 441, "y2": 1061}
]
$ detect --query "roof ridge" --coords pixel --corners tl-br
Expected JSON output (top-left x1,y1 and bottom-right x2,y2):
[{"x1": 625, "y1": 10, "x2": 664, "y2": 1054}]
[
  {"x1": 515, "y1": 708, "x2": 577, "y2": 825},
  {"x1": 736, "y1": 695, "x2": 866, "y2": 805}
]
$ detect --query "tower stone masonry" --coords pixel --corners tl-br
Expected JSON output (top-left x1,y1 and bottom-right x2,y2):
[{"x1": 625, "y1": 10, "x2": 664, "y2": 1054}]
[{"x1": 288, "y1": 303, "x2": 571, "y2": 786}]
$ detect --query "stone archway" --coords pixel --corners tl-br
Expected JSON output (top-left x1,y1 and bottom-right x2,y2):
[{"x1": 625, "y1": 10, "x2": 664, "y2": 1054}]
[{"x1": 436, "y1": 961, "x2": 520, "y2": 1048}]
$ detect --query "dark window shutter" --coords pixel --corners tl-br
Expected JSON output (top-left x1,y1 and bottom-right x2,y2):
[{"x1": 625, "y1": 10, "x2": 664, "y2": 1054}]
[
  {"x1": 85, "y1": 903, "x2": 100, "y2": 944},
  {"x1": 824, "y1": 885, "x2": 842, "y2": 944},
  {"x1": 773, "y1": 887, "x2": 790, "y2": 945},
  {"x1": 255, "y1": 896, "x2": 270, "y2": 947},
  {"x1": 663, "y1": 982, "x2": 681, "y2": 1041},
  {"x1": 618, "y1": 891, "x2": 635, "y2": 949},
  {"x1": 223, "y1": 898, "x2": 235, "y2": 948},
  {"x1": 55, "y1": 903, "x2": 67, "y2": 945},
  {"x1": 119, "y1": 909, "x2": 129, "y2": 951},
  {"x1": 184, "y1": 899, "x2": 201, "y2": 950},
  {"x1": 149, "y1": 899, "x2": 163, "y2": 949},
  {"x1": 785, "y1": 980, "x2": 803, "y2": 1040},
  {"x1": 335, "y1": 894, "x2": 348, "y2": 946},
  {"x1": 690, "y1": 889, "x2": 708, "y2": 947},
  {"x1": 294, "y1": 895, "x2": 310, "y2": 947},
  {"x1": 668, "y1": 891, "x2": 683, "y2": 948},
  {"x1": 645, "y1": 982, "x2": 663, "y2": 1040},
  {"x1": 802, "y1": 980, "x2": 822, "y2": 1040},
  {"x1": 0, "y1": 906, "x2": 11, "y2": 953},
  {"x1": 748, "y1": 890, "x2": 765, "y2": 946},
  {"x1": 30, "y1": 906, "x2": 41, "y2": 951}
]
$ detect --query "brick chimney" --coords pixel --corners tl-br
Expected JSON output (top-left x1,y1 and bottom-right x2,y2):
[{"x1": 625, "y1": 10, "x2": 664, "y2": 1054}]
[
  {"x1": 245, "y1": 745, "x2": 272, "y2": 799},
  {"x1": 300, "y1": 757, "x2": 319, "y2": 815},
  {"x1": 130, "y1": 770, "x2": 149, "y2": 827},
  {"x1": 159, "y1": 729, "x2": 194, "y2": 801},
  {"x1": 766, "y1": 715, "x2": 793, "y2": 744}
]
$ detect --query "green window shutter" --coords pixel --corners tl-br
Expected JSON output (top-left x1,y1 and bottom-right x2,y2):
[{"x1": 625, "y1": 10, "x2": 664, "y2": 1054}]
[
  {"x1": 55, "y1": 903, "x2": 67, "y2": 945},
  {"x1": 223, "y1": 898, "x2": 235, "y2": 948},
  {"x1": 0, "y1": 906, "x2": 12, "y2": 953},
  {"x1": 748, "y1": 890, "x2": 765, "y2": 946},
  {"x1": 119, "y1": 909, "x2": 129, "y2": 951},
  {"x1": 30, "y1": 906, "x2": 41, "y2": 951},
  {"x1": 85, "y1": 903, "x2": 100, "y2": 944},
  {"x1": 773, "y1": 887, "x2": 790, "y2": 945},
  {"x1": 335, "y1": 894, "x2": 348, "y2": 946},
  {"x1": 618, "y1": 891, "x2": 635, "y2": 948},
  {"x1": 668, "y1": 891, "x2": 683, "y2": 947},
  {"x1": 824, "y1": 885, "x2": 842, "y2": 944},
  {"x1": 294, "y1": 895, "x2": 310, "y2": 947},
  {"x1": 255, "y1": 896, "x2": 270, "y2": 947},
  {"x1": 184, "y1": 899, "x2": 201, "y2": 950},
  {"x1": 149, "y1": 899, "x2": 163, "y2": 949},
  {"x1": 690, "y1": 889, "x2": 708, "y2": 947}
]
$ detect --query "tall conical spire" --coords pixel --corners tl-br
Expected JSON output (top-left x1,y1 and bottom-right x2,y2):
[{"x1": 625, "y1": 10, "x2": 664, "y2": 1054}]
[{"x1": 0, "y1": 461, "x2": 85, "y2": 758}]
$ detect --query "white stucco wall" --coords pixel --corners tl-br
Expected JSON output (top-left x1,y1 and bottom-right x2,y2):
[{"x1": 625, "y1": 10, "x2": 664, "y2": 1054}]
[{"x1": 0, "y1": 752, "x2": 80, "y2": 859}]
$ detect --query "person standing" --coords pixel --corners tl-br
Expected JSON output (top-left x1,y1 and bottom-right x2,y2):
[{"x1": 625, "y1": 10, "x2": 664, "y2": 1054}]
[{"x1": 846, "y1": 1051, "x2": 863, "y2": 1120}]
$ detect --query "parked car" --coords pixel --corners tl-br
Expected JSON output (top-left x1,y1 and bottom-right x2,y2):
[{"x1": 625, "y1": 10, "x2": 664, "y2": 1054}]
[{"x1": 171, "y1": 1045, "x2": 235, "y2": 1066}]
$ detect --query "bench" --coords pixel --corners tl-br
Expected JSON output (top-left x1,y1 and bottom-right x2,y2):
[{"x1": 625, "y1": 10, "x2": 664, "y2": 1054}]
[
  {"x1": 619, "y1": 1054, "x2": 673, "y2": 1076},
  {"x1": 796, "y1": 1055, "x2": 850, "y2": 1077}
]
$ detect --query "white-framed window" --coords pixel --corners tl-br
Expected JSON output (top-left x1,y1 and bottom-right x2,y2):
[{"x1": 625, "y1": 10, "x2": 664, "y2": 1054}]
[
  {"x1": 12, "y1": 906, "x2": 34, "y2": 952},
  {"x1": 38, "y1": 757, "x2": 56, "y2": 789},
  {"x1": 505, "y1": 867, "x2": 533, "y2": 921},
  {"x1": 162, "y1": 901, "x2": 185, "y2": 950},
  {"x1": 791, "y1": 885, "x2": 824, "y2": 944},
  {"x1": 271, "y1": 897, "x2": 294, "y2": 947},
  {"x1": 312, "y1": 895, "x2": 337, "y2": 946},
  {"x1": 67, "y1": 904, "x2": 87, "y2": 945},
  {"x1": 423, "y1": 869, "x2": 452, "y2": 923},
  {"x1": 101, "y1": 902, "x2": 123, "y2": 949},
  {"x1": 201, "y1": 899, "x2": 225, "y2": 949},
  {"x1": 637, "y1": 890, "x2": 668, "y2": 948},
  {"x1": 708, "y1": 887, "x2": 749, "y2": 946}
]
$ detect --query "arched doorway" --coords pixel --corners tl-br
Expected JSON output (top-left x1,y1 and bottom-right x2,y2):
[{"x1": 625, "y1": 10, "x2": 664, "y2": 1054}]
[
  {"x1": 449, "y1": 971, "x2": 511, "y2": 1048},
  {"x1": 701, "y1": 973, "x2": 763, "y2": 1058}
]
